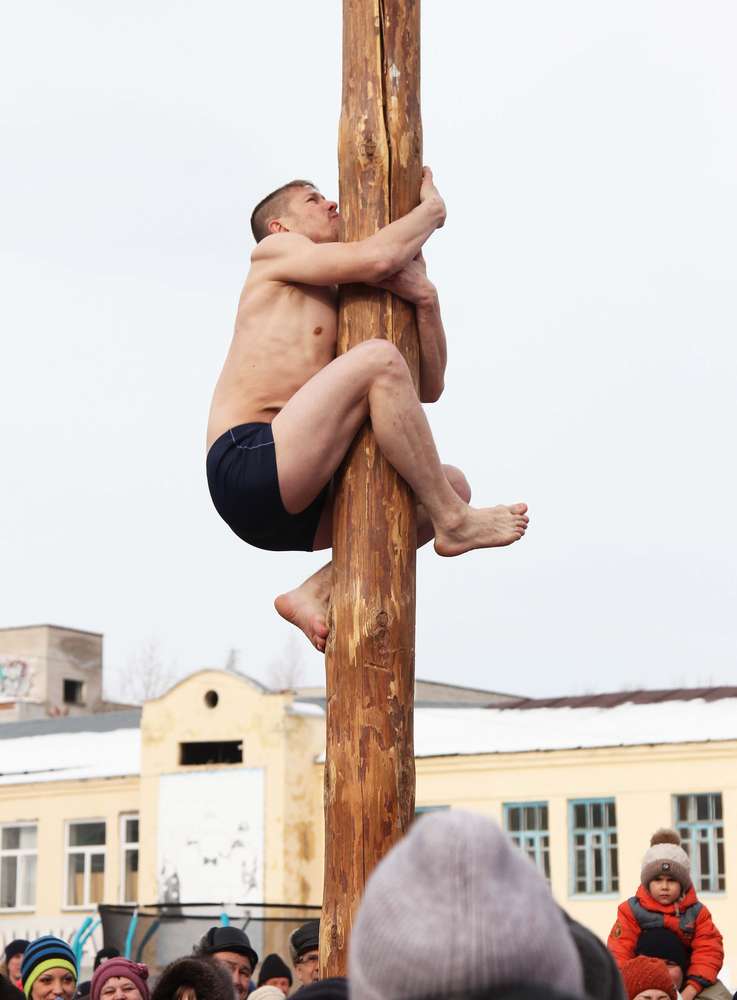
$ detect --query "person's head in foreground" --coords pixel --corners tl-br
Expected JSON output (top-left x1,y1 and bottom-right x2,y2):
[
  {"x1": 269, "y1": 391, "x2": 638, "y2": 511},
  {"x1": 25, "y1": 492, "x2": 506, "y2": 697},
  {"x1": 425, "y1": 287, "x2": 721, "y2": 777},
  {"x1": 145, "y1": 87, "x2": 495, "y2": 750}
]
[
  {"x1": 91, "y1": 959, "x2": 149, "y2": 1000},
  {"x1": 21, "y1": 937, "x2": 78, "y2": 1000},
  {"x1": 296, "y1": 979, "x2": 347, "y2": 1000},
  {"x1": 348, "y1": 810, "x2": 585, "y2": 1000},
  {"x1": 621, "y1": 958, "x2": 677, "y2": 1000},
  {"x1": 250, "y1": 988, "x2": 286, "y2": 1000},
  {"x1": 640, "y1": 829, "x2": 690, "y2": 905},
  {"x1": 635, "y1": 929, "x2": 690, "y2": 992},
  {"x1": 4, "y1": 942, "x2": 29, "y2": 984},
  {"x1": 257, "y1": 954, "x2": 292, "y2": 996},
  {"x1": 563, "y1": 915, "x2": 625, "y2": 1000},
  {"x1": 194, "y1": 927, "x2": 258, "y2": 1000},
  {"x1": 150, "y1": 957, "x2": 234, "y2": 1000},
  {"x1": 289, "y1": 922, "x2": 320, "y2": 988},
  {"x1": 250, "y1": 182, "x2": 339, "y2": 245}
]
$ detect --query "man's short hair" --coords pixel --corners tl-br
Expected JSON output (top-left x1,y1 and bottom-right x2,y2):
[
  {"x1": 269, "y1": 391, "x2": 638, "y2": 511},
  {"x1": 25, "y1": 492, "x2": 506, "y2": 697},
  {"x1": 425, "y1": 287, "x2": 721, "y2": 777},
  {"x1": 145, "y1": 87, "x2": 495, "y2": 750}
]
[{"x1": 250, "y1": 180, "x2": 315, "y2": 242}]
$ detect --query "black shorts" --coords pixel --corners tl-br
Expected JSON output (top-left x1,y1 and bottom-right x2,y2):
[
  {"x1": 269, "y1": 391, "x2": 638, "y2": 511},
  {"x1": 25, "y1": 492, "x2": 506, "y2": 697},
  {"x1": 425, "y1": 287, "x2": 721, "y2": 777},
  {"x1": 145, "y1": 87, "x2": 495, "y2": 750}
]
[{"x1": 206, "y1": 423, "x2": 329, "y2": 552}]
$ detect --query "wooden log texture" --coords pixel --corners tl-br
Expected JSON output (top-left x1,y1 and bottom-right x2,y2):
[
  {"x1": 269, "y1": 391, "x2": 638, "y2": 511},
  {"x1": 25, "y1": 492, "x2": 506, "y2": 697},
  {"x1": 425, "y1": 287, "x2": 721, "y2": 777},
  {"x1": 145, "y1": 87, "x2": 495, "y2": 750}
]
[{"x1": 320, "y1": 0, "x2": 422, "y2": 978}]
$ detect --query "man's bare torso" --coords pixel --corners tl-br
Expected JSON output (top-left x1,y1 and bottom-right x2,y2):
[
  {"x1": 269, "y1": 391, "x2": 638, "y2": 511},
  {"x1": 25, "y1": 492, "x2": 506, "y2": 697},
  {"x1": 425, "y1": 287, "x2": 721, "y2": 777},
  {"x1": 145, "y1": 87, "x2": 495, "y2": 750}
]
[{"x1": 207, "y1": 261, "x2": 337, "y2": 450}]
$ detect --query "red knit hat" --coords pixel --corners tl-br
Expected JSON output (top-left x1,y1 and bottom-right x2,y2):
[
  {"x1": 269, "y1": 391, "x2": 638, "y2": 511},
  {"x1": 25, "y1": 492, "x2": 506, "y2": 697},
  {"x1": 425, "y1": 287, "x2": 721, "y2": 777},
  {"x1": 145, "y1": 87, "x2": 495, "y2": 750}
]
[
  {"x1": 622, "y1": 957, "x2": 677, "y2": 1000},
  {"x1": 91, "y1": 958, "x2": 150, "y2": 1000}
]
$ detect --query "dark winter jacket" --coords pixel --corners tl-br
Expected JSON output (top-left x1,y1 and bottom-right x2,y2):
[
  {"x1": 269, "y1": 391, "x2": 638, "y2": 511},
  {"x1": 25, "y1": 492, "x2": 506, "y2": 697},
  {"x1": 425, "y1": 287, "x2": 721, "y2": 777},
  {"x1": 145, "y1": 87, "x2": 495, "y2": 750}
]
[
  {"x1": 151, "y1": 957, "x2": 233, "y2": 1000},
  {"x1": 608, "y1": 884, "x2": 724, "y2": 993},
  {"x1": 0, "y1": 977, "x2": 24, "y2": 1000}
]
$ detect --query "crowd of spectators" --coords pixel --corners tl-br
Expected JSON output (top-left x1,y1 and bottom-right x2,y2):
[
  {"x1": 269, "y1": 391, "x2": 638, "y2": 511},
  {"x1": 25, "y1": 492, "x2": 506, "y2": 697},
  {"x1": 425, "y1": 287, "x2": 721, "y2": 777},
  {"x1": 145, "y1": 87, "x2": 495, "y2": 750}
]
[{"x1": 1, "y1": 813, "x2": 734, "y2": 1000}]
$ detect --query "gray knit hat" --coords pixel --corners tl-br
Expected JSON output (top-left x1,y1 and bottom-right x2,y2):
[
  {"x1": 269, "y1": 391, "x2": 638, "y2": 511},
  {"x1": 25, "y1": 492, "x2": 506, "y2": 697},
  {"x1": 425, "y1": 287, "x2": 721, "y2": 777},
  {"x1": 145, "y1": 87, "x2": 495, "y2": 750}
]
[
  {"x1": 349, "y1": 810, "x2": 584, "y2": 1000},
  {"x1": 640, "y1": 829, "x2": 691, "y2": 891}
]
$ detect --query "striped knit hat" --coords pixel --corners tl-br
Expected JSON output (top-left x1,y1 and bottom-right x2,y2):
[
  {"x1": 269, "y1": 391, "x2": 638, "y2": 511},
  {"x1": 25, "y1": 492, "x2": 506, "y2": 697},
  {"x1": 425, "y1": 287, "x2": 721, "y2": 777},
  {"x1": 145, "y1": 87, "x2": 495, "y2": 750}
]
[{"x1": 21, "y1": 936, "x2": 78, "y2": 998}]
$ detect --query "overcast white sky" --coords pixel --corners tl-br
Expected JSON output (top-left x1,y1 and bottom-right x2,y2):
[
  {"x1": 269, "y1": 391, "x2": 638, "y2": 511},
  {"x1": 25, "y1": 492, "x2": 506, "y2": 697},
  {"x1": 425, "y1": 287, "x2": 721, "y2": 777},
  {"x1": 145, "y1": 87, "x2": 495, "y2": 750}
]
[{"x1": 2, "y1": 1, "x2": 735, "y2": 700}]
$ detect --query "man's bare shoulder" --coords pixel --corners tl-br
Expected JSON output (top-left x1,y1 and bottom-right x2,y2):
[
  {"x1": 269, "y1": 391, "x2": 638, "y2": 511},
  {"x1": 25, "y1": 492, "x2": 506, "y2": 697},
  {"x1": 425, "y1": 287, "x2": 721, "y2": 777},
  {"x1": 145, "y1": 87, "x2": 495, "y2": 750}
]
[{"x1": 250, "y1": 231, "x2": 313, "y2": 264}]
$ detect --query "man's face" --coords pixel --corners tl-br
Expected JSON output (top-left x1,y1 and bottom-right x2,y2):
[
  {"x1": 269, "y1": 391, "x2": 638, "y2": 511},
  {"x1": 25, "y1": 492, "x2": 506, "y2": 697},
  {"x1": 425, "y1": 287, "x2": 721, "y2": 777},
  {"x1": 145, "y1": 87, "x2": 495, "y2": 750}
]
[
  {"x1": 284, "y1": 187, "x2": 339, "y2": 244},
  {"x1": 7, "y1": 954, "x2": 23, "y2": 979},
  {"x1": 648, "y1": 876, "x2": 682, "y2": 905},
  {"x1": 663, "y1": 961, "x2": 683, "y2": 990},
  {"x1": 294, "y1": 949, "x2": 319, "y2": 986},
  {"x1": 213, "y1": 950, "x2": 253, "y2": 1000},
  {"x1": 263, "y1": 977, "x2": 291, "y2": 997}
]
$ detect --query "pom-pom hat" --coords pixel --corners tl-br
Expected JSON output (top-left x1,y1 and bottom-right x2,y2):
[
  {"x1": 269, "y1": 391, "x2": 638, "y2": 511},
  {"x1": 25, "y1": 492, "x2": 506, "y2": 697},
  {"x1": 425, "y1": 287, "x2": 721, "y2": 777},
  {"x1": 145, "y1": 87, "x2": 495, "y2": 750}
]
[
  {"x1": 640, "y1": 829, "x2": 691, "y2": 891},
  {"x1": 91, "y1": 959, "x2": 149, "y2": 1000},
  {"x1": 20, "y1": 937, "x2": 77, "y2": 998},
  {"x1": 621, "y1": 957, "x2": 677, "y2": 1000}
]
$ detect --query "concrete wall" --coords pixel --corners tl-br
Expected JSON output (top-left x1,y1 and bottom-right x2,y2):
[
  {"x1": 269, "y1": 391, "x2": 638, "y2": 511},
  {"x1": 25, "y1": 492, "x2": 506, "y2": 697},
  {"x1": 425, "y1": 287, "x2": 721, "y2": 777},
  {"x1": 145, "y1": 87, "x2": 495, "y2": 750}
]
[{"x1": 0, "y1": 625, "x2": 104, "y2": 720}]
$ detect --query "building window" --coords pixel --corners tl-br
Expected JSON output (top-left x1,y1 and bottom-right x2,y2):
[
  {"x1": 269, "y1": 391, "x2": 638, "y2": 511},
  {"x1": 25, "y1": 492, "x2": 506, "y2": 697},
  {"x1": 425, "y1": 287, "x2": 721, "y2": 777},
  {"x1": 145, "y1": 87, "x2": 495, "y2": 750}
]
[
  {"x1": 65, "y1": 821, "x2": 106, "y2": 907},
  {"x1": 0, "y1": 824, "x2": 37, "y2": 910},
  {"x1": 569, "y1": 799, "x2": 618, "y2": 895},
  {"x1": 674, "y1": 794, "x2": 725, "y2": 893},
  {"x1": 63, "y1": 679, "x2": 85, "y2": 705},
  {"x1": 179, "y1": 741, "x2": 243, "y2": 766},
  {"x1": 120, "y1": 815, "x2": 139, "y2": 904},
  {"x1": 414, "y1": 806, "x2": 450, "y2": 818},
  {"x1": 504, "y1": 803, "x2": 550, "y2": 879}
]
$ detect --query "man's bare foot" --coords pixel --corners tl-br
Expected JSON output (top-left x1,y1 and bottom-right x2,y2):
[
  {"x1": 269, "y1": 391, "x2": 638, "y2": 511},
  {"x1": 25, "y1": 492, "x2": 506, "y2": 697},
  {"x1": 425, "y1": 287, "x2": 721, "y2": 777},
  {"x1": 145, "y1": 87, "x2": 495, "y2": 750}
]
[
  {"x1": 434, "y1": 502, "x2": 529, "y2": 557},
  {"x1": 274, "y1": 575, "x2": 331, "y2": 653}
]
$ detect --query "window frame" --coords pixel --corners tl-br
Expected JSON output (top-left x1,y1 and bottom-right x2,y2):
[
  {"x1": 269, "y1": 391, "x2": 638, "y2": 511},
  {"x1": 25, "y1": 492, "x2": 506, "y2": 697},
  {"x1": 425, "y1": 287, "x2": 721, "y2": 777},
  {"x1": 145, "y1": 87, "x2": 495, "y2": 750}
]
[
  {"x1": 672, "y1": 793, "x2": 725, "y2": 894},
  {"x1": 119, "y1": 813, "x2": 140, "y2": 904},
  {"x1": 568, "y1": 798, "x2": 619, "y2": 897},
  {"x1": 63, "y1": 678, "x2": 85, "y2": 705},
  {"x1": 64, "y1": 818, "x2": 107, "y2": 910},
  {"x1": 414, "y1": 805, "x2": 450, "y2": 817},
  {"x1": 0, "y1": 821, "x2": 38, "y2": 912},
  {"x1": 503, "y1": 802, "x2": 550, "y2": 880}
]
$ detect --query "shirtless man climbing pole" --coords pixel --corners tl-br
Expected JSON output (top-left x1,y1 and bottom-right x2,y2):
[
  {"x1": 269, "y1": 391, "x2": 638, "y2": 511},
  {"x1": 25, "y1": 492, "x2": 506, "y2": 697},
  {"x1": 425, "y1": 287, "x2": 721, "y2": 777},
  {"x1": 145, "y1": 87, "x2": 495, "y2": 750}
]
[{"x1": 207, "y1": 168, "x2": 529, "y2": 652}]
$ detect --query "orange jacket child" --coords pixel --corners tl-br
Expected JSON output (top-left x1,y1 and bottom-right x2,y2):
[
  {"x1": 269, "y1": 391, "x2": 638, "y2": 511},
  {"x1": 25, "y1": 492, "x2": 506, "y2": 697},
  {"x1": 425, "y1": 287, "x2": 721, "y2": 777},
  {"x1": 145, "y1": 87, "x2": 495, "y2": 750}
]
[{"x1": 608, "y1": 829, "x2": 724, "y2": 997}]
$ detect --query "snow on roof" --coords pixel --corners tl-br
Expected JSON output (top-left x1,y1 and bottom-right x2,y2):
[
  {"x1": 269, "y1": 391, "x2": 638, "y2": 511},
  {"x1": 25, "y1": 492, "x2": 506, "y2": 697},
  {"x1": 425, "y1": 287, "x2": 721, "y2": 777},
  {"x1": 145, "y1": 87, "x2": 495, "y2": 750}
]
[
  {"x1": 313, "y1": 696, "x2": 737, "y2": 762},
  {"x1": 0, "y1": 726, "x2": 140, "y2": 785},
  {"x1": 412, "y1": 698, "x2": 737, "y2": 758},
  {"x1": 4, "y1": 694, "x2": 736, "y2": 783}
]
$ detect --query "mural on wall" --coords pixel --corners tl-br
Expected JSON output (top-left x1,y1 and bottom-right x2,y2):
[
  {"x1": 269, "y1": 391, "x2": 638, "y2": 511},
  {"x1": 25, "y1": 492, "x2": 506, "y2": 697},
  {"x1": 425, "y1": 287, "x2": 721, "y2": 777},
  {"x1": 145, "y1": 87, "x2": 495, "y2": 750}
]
[
  {"x1": 157, "y1": 768, "x2": 264, "y2": 904},
  {"x1": 0, "y1": 659, "x2": 34, "y2": 699}
]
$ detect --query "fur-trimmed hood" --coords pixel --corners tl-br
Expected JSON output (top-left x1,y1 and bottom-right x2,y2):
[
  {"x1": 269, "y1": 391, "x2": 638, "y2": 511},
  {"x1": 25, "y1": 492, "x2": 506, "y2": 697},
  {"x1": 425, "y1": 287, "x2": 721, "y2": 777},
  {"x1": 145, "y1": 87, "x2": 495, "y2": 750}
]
[{"x1": 151, "y1": 957, "x2": 234, "y2": 1000}]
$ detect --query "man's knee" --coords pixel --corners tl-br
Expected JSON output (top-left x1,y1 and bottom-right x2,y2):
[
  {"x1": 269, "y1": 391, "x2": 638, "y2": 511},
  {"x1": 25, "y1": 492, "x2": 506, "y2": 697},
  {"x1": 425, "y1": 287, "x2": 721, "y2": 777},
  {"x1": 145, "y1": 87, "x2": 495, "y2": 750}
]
[
  {"x1": 355, "y1": 338, "x2": 409, "y2": 380},
  {"x1": 443, "y1": 464, "x2": 472, "y2": 503}
]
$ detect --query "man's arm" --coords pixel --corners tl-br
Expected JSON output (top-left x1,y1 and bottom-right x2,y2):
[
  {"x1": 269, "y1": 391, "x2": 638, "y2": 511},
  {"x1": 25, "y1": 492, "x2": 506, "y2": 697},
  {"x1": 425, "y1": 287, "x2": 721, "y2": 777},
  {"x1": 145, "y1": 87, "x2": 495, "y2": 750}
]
[
  {"x1": 253, "y1": 168, "x2": 445, "y2": 287},
  {"x1": 371, "y1": 254, "x2": 446, "y2": 403}
]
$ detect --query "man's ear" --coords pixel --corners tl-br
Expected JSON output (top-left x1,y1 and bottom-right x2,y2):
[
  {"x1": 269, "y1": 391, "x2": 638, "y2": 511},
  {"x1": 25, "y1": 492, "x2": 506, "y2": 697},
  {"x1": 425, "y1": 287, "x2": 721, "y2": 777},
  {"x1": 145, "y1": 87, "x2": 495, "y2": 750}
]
[{"x1": 268, "y1": 218, "x2": 289, "y2": 235}]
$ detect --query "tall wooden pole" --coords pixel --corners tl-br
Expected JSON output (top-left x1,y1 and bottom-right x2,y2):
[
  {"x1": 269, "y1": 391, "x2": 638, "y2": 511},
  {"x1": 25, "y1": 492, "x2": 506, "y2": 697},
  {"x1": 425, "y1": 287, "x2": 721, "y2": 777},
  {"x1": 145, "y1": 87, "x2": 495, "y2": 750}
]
[{"x1": 321, "y1": 0, "x2": 422, "y2": 978}]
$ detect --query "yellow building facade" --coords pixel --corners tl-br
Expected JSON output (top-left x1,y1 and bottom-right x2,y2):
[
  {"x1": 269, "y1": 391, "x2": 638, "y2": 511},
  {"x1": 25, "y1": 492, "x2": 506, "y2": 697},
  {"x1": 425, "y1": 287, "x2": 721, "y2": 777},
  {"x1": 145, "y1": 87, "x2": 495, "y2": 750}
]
[{"x1": 1, "y1": 654, "x2": 735, "y2": 988}]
